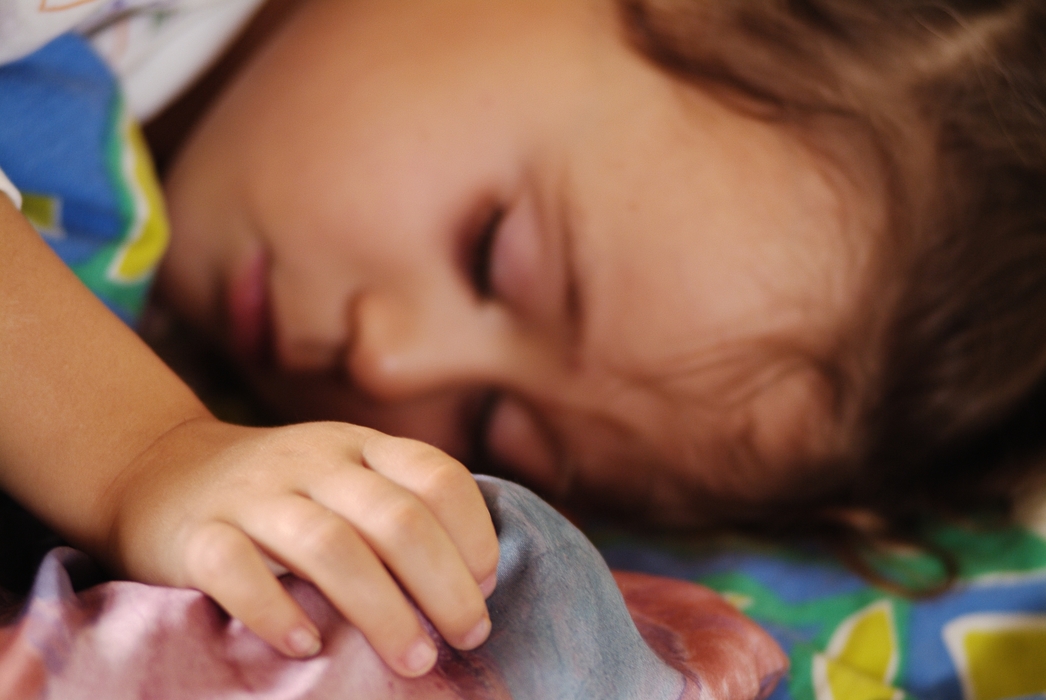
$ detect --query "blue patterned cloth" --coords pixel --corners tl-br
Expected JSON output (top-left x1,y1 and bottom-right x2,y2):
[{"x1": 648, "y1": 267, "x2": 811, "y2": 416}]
[
  {"x1": 600, "y1": 522, "x2": 1046, "y2": 700},
  {"x1": 0, "y1": 33, "x2": 169, "y2": 325}
]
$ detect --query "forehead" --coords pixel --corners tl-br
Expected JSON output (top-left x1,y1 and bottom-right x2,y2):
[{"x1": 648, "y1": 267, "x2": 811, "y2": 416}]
[{"x1": 568, "y1": 91, "x2": 863, "y2": 357}]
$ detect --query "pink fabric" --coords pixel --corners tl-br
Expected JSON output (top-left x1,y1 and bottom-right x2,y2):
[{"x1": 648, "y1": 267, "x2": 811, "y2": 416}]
[
  {"x1": 616, "y1": 573, "x2": 786, "y2": 700},
  {"x1": 0, "y1": 553, "x2": 508, "y2": 699},
  {"x1": 0, "y1": 554, "x2": 785, "y2": 700}
]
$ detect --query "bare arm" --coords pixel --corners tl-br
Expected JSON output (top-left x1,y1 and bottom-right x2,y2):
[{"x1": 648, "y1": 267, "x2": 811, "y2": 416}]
[{"x1": 0, "y1": 193, "x2": 206, "y2": 547}]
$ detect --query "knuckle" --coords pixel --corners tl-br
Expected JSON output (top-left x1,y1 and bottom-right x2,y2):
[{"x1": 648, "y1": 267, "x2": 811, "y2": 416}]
[
  {"x1": 184, "y1": 524, "x2": 243, "y2": 586},
  {"x1": 311, "y1": 421, "x2": 370, "y2": 447},
  {"x1": 296, "y1": 514, "x2": 349, "y2": 560},
  {"x1": 415, "y1": 456, "x2": 472, "y2": 502},
  {"x1": 267, "y1": 422, "x2": 368, "y2": 462},
  {"x1": 425, "y1": 456, "x2": 469, "y2": 488},
  {"x1": 377, "y1": 495, "x2": 430, "y2": 546},
  {"x1": 370, "y1": 434, "x2": 456, "y2": 468}
]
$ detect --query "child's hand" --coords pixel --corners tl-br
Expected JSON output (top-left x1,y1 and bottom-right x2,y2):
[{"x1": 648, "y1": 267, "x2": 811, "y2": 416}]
[
  {"x1": 0, "y1": 202, "x2": 494, "y2": 676},
  {"x1": 101, "y1": 419, "x2": 499, "y2": 678}
]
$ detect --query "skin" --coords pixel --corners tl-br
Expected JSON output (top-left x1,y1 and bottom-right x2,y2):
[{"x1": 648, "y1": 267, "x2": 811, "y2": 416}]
[
  {"x1": 0, "y1": 177, "x2": 497, "y2": 674},
  {"x1": 161, "y1": 0, "x2": 875, "y2": 515},
  {"x1": 0, "y1": 0, "x2": 874, "y2": 685}
]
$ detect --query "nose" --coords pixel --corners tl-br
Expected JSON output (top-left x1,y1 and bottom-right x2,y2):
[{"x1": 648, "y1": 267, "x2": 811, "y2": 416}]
[{"x1": 347, "y1": 289, "x2": 514, "y2": 402}]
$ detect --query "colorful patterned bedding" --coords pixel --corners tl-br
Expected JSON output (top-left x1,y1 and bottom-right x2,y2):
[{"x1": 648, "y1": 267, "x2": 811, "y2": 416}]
[
  {"x1": 600, "y1": 521, "x2": 1046, "y2": 700},
  {"x1": 4, "y1": 477, "x2": 1046, "y2": 699}
]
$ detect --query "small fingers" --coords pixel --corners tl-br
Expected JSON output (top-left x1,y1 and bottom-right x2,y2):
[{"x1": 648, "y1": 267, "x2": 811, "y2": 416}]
[
  {"x1": 243, "y1": 496, "x2": 440, "y2": 677},
  {"x1": 181, "y1": 521, "x2": 322, "y2": 659},
  {"x1": 361, "y1": 435, "x2": 499, "y2": 594},
  {"x1": 315, "y1": 468, "x2": 493, "y2": 650}
]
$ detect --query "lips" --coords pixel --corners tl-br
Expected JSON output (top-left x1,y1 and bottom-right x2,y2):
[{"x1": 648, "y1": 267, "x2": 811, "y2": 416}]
[{"x1": 227, "y1": 249, "x2": 272, "y2": 363}]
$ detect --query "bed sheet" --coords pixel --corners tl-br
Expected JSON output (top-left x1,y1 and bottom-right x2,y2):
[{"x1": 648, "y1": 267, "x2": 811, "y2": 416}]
[
  {"x1": 600, "y1": 518, "x2": 1046, "y2": 700},
  {"x1": 8, "y1": 471, "x2": 1045, "y2": 700}
]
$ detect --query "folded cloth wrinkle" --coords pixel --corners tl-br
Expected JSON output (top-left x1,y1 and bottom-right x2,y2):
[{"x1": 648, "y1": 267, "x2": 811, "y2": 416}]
[
  {"x1": 476, "y1": 476, "x2": 688, "y2": 700},
  {"x1": 0, "y1": 477, "x2": 786, "y2": 700}
]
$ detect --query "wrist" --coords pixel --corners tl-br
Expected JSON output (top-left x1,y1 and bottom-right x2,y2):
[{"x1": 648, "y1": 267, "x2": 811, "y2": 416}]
[{"x1": 93, "y1": 411, "x2": 220, "y2": 573}]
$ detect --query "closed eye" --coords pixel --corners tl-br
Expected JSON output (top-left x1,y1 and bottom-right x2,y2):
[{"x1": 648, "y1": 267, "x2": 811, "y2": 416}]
[{"x1": 469, "y1": 207, "x2": 504, "y2": 299}]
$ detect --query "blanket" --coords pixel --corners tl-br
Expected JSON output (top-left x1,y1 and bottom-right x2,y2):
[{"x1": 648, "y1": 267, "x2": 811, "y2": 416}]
[
  {"x1": 601, "y1": 520, "x2": 1046, "y2": 700},
  {"x1": 0, "y1": 477, "x2": 786, "y2": 700}
]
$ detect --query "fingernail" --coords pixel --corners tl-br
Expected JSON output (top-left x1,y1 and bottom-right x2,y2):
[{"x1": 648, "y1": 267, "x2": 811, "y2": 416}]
[
  {"x1": 461, "y1": 615, "x2": 491, "y2": 650},
  {"x1": 403, "y1": 637, "x2": 437, "y2": 675},
  {"x1": 286, "y1": 626, "x2": 322, "y2": 657},
  {"x1": 479, "y1": 572, "x2": 497, "y2": 598}
]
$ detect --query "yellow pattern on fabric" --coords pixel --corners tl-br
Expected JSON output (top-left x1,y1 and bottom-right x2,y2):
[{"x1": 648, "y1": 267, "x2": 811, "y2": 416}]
[
  {"x1": 107, "y1": 109, "x2": 168, "y2": 283},
  {"x1": 722, "y1": 592, "x2": 755, "y2": 611},
  {"x1": 814, "y1": 600, "x2": 903, "y2": 700},
  {"x1": 20, "y1": 192, "x2": 62, "y2": 238},
  {"x1": 944, "y1": 614, "x2": 1046, "y2": 700}
]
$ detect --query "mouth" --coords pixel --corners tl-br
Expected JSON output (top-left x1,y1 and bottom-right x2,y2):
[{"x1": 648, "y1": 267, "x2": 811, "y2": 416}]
[{"x1": 226, "y1": 248, "x2": 273, "y2": 363}]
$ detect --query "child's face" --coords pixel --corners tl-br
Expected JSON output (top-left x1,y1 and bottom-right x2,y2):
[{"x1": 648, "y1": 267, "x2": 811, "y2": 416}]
[{"x1": 161, "y1": 0, "x2": 874, "y2": 513}]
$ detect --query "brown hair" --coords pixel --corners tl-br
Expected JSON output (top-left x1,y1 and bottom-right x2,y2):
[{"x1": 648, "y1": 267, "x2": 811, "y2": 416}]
[{"x1": 616, "y1": 0, "x2": 1046, "y2": 577}]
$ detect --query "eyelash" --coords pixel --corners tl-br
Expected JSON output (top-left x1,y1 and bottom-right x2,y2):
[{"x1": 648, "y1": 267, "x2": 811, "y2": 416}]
[
  {"x1": 469, "y1": 389, "x2": 501, "y2": 468},
  {"x1": 470, "y1": 207, "x2": 504, "y2": 299}
]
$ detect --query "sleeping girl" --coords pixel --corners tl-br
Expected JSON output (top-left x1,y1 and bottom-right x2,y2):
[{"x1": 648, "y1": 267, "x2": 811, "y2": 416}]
[{"x1": 1, "y1": 0, "x2": 1043, "y2": 683}]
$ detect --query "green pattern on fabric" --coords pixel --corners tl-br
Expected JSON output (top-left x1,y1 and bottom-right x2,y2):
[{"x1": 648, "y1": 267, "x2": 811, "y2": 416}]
[
  {"x1": 19, "y1": 192, "x2": 60, "y2": 233},
  {"x1": 934, "y1": 524, "x2": 1046, "y2": 578},
  {"x1": 699, "y1": 573, "x2": 913, "y2": 700},
  {"x1": 5, "y1": 35, "x2": 170, "y2": 325},
  {"x1": 84, "y1": 92, "x2": 169, "y2": 321},
  {"x1": 104, "y1": 92, "x2": 136, "y2": 248},
  {"x1": 68, "y1": 241, "x2": 153, "y2": 316}
]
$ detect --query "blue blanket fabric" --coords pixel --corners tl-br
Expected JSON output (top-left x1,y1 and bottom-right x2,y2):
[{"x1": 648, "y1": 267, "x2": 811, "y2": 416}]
[{"x1": 0, "y1": 33, "x2": 168, "y2": 324}]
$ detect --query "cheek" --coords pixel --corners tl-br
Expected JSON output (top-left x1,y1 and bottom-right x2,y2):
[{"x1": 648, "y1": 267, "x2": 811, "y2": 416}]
[
  {"x1": 486, "y1": 397, "x2": 560, "y2": 489},
  {"x1": 245, "y1": 370, "x2": 477, "y2": 458},
  {"x1": 739, "y1": 365, "x2": 838, "y2": 496},
  {"x1": 159, "y1": 153, "x2": 241, "y2": 328}
]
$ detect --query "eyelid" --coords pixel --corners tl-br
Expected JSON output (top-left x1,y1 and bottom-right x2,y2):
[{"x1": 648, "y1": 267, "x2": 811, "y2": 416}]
[{"x1": 464, "y1": 190, "x2": 583, "y2": 342}]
